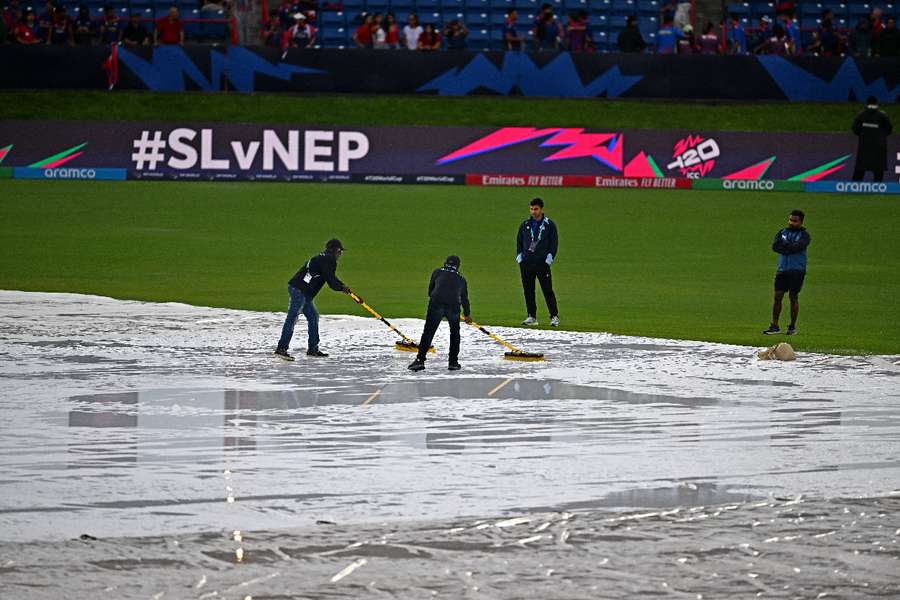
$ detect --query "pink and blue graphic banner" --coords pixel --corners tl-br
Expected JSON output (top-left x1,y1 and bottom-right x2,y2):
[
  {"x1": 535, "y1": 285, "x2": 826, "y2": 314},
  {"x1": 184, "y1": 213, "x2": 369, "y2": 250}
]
[{"x1": 0, "y1": 120, "x2": 897, "y2": 187}]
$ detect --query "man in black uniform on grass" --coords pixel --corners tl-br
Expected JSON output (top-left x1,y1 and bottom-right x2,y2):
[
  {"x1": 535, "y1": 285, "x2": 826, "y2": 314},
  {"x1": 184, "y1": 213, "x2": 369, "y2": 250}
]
[
  {"x1": 275, "y1": 238, "x2": 351, "y2": 361},
  {"x1": 408, "y1": 255, "x2": 472, "y2": 372},
  {"x1": 517, "y1": 197, "x2": 560, "y2": 327},
  {"x1": 851, "y1": 96, "x2": 893, "y2": 182}
]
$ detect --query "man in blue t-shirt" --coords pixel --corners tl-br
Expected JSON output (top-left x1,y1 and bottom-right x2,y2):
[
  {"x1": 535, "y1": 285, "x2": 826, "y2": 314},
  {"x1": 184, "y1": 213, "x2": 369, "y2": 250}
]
[
  {"x1": 763, "y1": 210, "x2": 811, "y2": 336},
  {"x1": 656, "y1": 16, "x2": 683, "y2": 54},
  {"x1": 728, "y1": 13, "x2": 747, "y2": 54}
]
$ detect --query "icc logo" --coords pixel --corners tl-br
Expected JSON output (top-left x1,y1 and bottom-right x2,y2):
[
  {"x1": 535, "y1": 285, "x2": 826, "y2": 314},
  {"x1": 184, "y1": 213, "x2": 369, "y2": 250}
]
[{"x1": 667, "y1": 134, "x2": 720, "y2": 178}]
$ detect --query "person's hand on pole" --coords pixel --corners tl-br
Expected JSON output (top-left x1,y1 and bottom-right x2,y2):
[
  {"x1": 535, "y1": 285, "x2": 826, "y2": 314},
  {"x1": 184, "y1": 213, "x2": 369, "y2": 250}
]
[
  {"x1": 516, "y1": 253, "x2": 523, "y2": 264},
  {"x1": 464, "y1": 315, "x2": 473, "y2": 324},
  {"x1": 545, "y1": 253, "x2": 554, "y2": 265}
]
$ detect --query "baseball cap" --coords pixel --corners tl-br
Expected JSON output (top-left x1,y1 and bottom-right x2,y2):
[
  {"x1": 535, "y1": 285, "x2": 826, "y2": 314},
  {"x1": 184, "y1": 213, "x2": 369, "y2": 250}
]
[
  {"x1": 444, "y1": 255, "x2": 460, "y2": 267},
  {"x1": 325, "y1": 238, "x2": 345, "y2": 251}
]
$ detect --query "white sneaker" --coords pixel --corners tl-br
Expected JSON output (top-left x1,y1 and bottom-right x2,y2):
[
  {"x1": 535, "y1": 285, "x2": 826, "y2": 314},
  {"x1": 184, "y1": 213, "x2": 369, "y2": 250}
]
[
  {"x1": 550, "y1": 316, "x2": 560, "y2": 327},
  {"x1": 522, "y1": 316, "x2": 538, "y2": 325}
]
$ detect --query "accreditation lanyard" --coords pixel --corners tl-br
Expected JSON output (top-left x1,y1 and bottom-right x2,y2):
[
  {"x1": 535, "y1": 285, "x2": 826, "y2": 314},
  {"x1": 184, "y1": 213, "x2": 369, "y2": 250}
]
[{"x1": 527, "y1": 218, "x2": 546, "y2": 253}]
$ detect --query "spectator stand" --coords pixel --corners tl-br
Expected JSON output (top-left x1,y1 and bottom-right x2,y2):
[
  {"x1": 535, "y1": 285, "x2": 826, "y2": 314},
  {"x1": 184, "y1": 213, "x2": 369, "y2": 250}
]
[
  {"x1": 309, "y1": 0, "x2": 686, "y2": 50},
  {"x1": 11, "y1": 0, "x2": 236, "y2": 44},
  {"x1": 725, "y1": 0, "x2": 898, "y2": 54}
]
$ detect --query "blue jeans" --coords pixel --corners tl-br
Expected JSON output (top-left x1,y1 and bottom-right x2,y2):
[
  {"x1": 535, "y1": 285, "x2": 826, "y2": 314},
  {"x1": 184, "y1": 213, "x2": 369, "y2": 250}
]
[{"x1": 277, "y1": 285, "x2": 319, "y2": 352}]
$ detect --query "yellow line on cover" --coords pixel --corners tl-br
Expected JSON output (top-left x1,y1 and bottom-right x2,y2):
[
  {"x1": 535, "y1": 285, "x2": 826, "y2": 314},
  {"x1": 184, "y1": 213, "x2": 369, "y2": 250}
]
[{"x1": 488, "y1": 378, "x2": 513, "y2": 397}]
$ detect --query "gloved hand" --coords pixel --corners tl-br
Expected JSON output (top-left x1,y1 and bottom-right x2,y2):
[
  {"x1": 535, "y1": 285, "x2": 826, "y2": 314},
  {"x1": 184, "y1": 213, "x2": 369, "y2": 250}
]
[
  {"x1": 516, "y1": 253, "x2": 523, "y2": 264},
  {"x1": 343, "y1": 286, "x2": 352, "y2": 294},
  {"x1": 545, "y1": 253, "x2": 554, "y2": 266},
  {"x1": 464, "y1": 315, "x2": 473, "y2": 324}
]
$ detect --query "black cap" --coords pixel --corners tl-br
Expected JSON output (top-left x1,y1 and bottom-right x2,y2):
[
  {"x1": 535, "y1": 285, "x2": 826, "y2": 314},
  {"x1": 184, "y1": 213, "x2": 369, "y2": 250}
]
[
  {"x1": 325, "y1": 238, "x2": 345, "y2": 252},
  {"x1": 444, "y1": 255, "x2": 460, "y2": 267}
]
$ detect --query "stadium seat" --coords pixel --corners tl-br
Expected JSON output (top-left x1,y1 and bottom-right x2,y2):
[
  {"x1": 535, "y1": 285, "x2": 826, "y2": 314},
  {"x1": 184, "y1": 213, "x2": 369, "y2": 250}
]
[
  {"x1": 727, "y1": 2, "x2": 750, "y2": 16},
  {"x1": 322, "y1": 10, "x2": 346, "y2": 23},
  {"x1": 467, "y1": 26, "x2": 490, "y2": 48},
  {"x1": 800, "y1": 15, "x2": 820, "y2": 27},
  {"x1": 750, "y1": 1, "x2": 775, "y2": 17},
  {"x1": 612, "y1": 0, "x2": 636, "y2": 14},
  {"x1": 847, "y1": 3, "x2": 871, "y2": 17}
]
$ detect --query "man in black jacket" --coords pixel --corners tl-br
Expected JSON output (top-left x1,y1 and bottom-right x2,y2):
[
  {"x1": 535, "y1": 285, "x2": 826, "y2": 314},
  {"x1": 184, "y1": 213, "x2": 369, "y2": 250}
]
[
  {"x1": 851, "y1": 96, "x2": 893, "y2": 181},
  {"x1": 408, "y1": 255, "x2": 472, "y2": 372},
  {"x1": 275, "y1": 238, "x2": 351, "y2": 361},
  {"x1": 516, "y1": 197, "x2": 560, "y2": 326},
  {"x1": 617, "y1": 15, "x2": 648, "y2": 52}
]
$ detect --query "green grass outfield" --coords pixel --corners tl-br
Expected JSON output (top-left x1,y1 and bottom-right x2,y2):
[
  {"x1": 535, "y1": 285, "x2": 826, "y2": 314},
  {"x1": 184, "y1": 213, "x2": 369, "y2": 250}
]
[
  {"x1": 2, "y1": 179, "x2": 898, "y2": 355},
  {"x1": 3, "y1": 91, "x2": 899, "y2": 132}
]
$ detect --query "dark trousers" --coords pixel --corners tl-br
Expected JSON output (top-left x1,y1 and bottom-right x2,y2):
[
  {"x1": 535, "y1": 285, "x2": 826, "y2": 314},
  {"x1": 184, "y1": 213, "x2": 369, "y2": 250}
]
[
  {"x1": 416, "y1": 302, "x2": 460, "y2": 363},
  {"x1": 852, "y1": 161, "x2": 884, "y2": 182},
  {"x1": 520, "y1": 262, "x2": 558, "y2": 318}
]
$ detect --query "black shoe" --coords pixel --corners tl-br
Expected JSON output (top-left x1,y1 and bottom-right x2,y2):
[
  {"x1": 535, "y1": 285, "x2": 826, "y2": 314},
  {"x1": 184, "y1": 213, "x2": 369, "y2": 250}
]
[
  {"x1": 408, "y1": 359, "x2": 425, "y2": 372},
  {"x1": 786, "y1": 326, "x2": 797, "y2": 335},
  {"x1": 306, "y1": 349, "x2": 329, "y2": 357},
  {"x1": 763, "y1": 324, "x2": 781, "y2": 335},
  {"x1": 448, "y1": 362, "x2": 461, "y2": 371},
  {"x1": 274, "y1": 348, "x2": 295, "y2": 361}
]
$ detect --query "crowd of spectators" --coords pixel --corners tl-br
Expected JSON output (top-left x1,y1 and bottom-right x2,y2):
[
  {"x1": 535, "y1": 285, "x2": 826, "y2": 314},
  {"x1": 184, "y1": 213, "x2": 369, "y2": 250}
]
[
  {"x1": 2, "y1": 0, "x2": 898, "y2": 56},
  {"x1": 1, "y1": 0, "x2": 230, "y2": 45},
  {"x1": 717, "y1": 6, "x2": 898, "y2": 56}
]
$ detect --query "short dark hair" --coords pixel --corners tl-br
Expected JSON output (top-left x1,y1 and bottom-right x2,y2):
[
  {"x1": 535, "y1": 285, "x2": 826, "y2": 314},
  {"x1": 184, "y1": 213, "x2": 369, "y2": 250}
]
[
  {"x1": 530, "y1": 197, "x2": 544, "y2": 208},
  {"x1": 790, "y1": 209, "x2": 805, "y2": 222}
]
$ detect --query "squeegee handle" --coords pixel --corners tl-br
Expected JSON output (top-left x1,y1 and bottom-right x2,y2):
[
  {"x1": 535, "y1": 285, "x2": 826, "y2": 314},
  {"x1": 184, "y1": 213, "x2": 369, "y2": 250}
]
[
  {"x1": 350, "y1": 292, "x2": 416, "y2": 344},
  {"x1": 465, "y1": 320, "x2": 524, "y2": 354}
]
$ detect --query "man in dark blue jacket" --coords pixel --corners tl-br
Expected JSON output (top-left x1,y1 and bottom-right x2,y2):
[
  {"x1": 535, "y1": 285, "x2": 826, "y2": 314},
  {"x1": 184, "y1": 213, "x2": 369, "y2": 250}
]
[
  {"x1": 408, "y1": 255, "x2": 472, "y2": 372},
  {"x1": 275, "y1": 238, "x2": 351, "y2": 361},
  {"x1": 516, "y1": 197, "x2": 559, "y2": 326},
  {"x1": 764, "y1": 210, "x2": 810, "y2": 336}
]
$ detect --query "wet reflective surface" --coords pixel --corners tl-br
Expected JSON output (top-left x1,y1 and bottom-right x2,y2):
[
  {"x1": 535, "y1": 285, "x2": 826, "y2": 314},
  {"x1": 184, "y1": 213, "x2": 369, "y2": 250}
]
[{"x1": 1, "y1": 291, "x2": 899, "y2": 598}]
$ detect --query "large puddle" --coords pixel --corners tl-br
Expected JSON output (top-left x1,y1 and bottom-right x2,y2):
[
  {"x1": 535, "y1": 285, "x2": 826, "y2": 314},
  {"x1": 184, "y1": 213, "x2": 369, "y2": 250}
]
[{"x1": 1, "y1": 291, "x2": 899, "y2": 598}]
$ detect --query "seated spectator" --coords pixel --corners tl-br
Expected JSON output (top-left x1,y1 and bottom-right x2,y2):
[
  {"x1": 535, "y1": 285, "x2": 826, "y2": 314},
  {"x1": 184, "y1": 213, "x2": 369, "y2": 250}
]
[
  {"x1": 372, "y1": 13, "x2": 388, "y2": 49},
  {"x1": 750, "y1": 15, "x2": 771, "y2": 53},
  {"x1": 727, "y1": 13, "x2": 747, "y2": 54},
  {"x1": 154, "y1": 6, "x2": 183, "y2": 46},
  {"x1": 698, "y1": 21, "x2": 718, "y2": 54},
  {"x1": 98, "y1": 6, "x2": 119, "y2": 45},
  {"x1": 15, "y1": 9, "x2": 38, "y2": 42},
  {"x1": 443, "y1": 18, "x2": 467, "y2": 50},
  {"x1": 47, "y1": 5, "x2": 73, "y2": 45},
  {"x1": 617, "y1": 15, "x2": 646, "y2": 52},
  {"x1": 417, "y1": 22, "x2": 440, "y2": 50},
  {"x1": 352, "y1": 12, "x2": 373, "y2": 48},
  {"x1": 72, "y1": 4, "x2": 94, "y2": 45},
  {"x1": 384, "y1": 12, "x2": 399, "y2": 49},
  {"x1": 655, "y1": 15, "x2": 682, "y2": 54},
  {"x1": 532, "y1": 3, "x2": 562, "y2": 51},
  {"x1": 282, "y1": 11, "x2": 315, "y2": 49},
  {"x1": 121, "y1": 12, "x2": 149, "y2": 45},
  {"x1": 401, "y1": 13, "x2": 421, "y2": 50},
  {"x1": 873, "y1": 16, "x2": 897, "y2": 56},
  {"x1": 676, "y1": 23, "x2": 696, "y2": 53},
  {"x1": 849, "y1": 17, "x2": 872, "y2": 57},
  {"x1": 565, "y1": 9, "x2": 591, "y2": 52},
  {"x1": 503, "y1": 9, "x2": 523, "y2": 50}
]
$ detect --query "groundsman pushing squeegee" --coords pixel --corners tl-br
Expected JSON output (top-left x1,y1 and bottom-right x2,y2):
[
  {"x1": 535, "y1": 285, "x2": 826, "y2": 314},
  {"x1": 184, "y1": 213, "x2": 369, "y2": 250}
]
[
  {"x1": 464, "y1": 319, "x2": 545, "y2": 362},
  {"x1": 349, "y1": 292, "x2": 435, "y2": 353}
]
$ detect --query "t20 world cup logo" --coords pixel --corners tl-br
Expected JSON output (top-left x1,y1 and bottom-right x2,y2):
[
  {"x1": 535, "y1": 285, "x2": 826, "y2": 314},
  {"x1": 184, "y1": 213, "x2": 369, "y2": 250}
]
[{"x1": 667, "y1": 134, "x2": 720, "y2": 178}]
